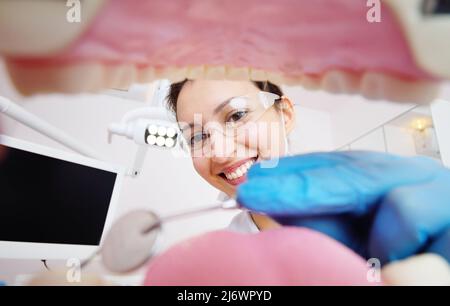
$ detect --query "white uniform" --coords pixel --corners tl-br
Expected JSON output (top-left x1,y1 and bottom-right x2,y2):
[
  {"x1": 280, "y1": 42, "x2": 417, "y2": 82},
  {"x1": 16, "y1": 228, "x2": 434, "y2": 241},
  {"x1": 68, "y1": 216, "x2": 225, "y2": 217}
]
[
  {"x1": 228, "y1": 211, "x2": 260, "y2": 233},
  {"x1": 217, "y1": 192, "x2": 260, "y2": 233}
]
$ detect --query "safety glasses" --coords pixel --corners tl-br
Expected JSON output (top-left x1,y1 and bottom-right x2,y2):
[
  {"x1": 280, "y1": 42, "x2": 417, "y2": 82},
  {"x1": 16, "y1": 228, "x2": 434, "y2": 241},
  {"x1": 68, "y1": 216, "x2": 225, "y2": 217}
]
[{"x1": 177, "y1": 91, "x2": 281, "y2": 156}]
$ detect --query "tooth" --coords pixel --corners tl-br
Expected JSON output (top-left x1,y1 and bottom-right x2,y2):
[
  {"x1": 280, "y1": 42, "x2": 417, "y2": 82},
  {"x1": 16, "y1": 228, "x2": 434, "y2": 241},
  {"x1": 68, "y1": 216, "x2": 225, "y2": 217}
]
[
  {"x1": 281, "y1": 75, "x2": 302, "y2": 87},
  {"x1": 266, "y1": 71, "x2": 284, "y2": 86},
  {"x1": 235, "y1": 169, "x2": 243, "y2": 177},
  {"x1": 360, "y1": 72, "x2": 394, "y2": 101},
  {"x1": 360, "y1": 72, "x2": 439, "y2": 103},
  {"x1": 321, "y1": 70, "x2": 360, "y2": 94},
  {"x1": 6, "y1": 61, "x2": 106, "y2": 95},
  {"x1": 226, "y1": 66, "x2": 250, "y2": 81},
  {"x1": 156, "y1": 66, "x2": 188, "y2": 83},
  {"x1": 105, "y1": 65, "x2": 126, "y2": 89},
  {"x1": 231, "y1": 173, "x2": 237, "y2": 180},
  {"x1": 138, "y1": 66, "x2": 156, "y2": 83},
  {"x1": 300, "y1": 74, "x2": 321, "y2": 90},
  {"x1": 115, "y1": 65, "x2": 137, "y2": 90},
  {"x1": 250, "y1": 69, "x2": 268, "y2": 81},
  {"x1": 381, "y1": 253, "x2": 450, "y2": 285},
  {"x1": 0, "y1": 0, "x2": 105, "y2": 56},
  {"x1": 187, "y1": 65, "x2": 205, "y2": 79},
  {"x1": 204, "y1": 65, "x2": 226, "y2": 80}
]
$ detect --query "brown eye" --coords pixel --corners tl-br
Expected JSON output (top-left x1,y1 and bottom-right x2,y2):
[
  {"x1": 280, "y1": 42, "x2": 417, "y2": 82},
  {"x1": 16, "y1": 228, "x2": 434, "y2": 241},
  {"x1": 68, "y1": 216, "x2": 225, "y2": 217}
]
[
  {"x1": 227, "y1": 110, "x2": 248, "y2": 123},
  {"x1": 190, "y1": 132, "x2": 208, "y2": 146}
]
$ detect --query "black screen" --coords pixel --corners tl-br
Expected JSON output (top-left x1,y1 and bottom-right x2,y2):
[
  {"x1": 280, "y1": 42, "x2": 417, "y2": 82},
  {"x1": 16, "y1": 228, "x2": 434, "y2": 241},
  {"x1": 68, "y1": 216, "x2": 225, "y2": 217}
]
[{"x1": 0, "y1": 144, "x2": 117, "y2": 246}]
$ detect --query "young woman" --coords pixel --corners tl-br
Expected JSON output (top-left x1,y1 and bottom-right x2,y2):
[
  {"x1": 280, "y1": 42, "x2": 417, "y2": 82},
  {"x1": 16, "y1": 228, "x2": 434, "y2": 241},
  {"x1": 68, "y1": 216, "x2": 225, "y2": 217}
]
[{"x1": 166, "y1": 79, "x2": 295, "y2": 232}]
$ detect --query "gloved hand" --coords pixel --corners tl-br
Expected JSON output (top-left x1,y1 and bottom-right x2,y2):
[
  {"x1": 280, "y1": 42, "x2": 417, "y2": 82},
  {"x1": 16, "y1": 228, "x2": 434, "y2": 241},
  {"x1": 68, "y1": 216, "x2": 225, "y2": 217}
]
[{"x1": 237, "y1": 151, "x2": 450, "y2": 265}]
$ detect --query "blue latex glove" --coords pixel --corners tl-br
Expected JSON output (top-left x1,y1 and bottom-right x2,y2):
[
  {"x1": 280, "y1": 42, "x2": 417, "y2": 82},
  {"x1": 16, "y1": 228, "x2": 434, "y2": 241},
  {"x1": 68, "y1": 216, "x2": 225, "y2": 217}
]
[{"x1": 237, "y1": 151, "x2": 450, "y2": 265}]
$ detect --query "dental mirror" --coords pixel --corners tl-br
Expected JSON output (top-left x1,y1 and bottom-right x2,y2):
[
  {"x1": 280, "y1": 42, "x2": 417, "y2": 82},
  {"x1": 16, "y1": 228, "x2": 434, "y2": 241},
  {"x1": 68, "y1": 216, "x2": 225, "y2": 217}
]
[{"x1": 81, "y1": 199, "x2": 240, "y2": 273}]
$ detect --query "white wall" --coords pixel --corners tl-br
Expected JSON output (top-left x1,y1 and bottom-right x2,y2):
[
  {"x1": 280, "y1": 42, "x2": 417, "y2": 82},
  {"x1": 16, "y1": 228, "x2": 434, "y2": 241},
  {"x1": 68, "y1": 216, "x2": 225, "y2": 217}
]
[
  {"x1": 384, "y1": 125, "x2": 417, "y2": 156},
  {"x1": 330, "y1": 99, "x2": 416, "y2": 149},
  {"x1": 431, "y1": 99, "x2": 450, "y2": 167},
  {"x1": 281, "y1": 85, "x2": 418, "y2": 151},
  {"x1": 289, "y1": 105, "x2": 333, "y2": 153}
]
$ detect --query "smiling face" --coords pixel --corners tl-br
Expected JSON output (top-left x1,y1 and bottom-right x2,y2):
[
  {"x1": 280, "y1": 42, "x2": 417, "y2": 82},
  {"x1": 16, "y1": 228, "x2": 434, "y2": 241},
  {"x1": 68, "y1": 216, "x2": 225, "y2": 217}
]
[{"x1": 175, "y1": 80, "x2": 295, "y2": 197}]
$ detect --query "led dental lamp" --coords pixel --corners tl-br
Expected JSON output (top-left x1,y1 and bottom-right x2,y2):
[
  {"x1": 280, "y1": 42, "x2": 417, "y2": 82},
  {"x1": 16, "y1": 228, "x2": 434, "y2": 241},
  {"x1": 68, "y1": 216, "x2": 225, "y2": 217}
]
[
  {"x1": 108, "y1": 107, "x2": 179, "y2": 149},
  {"x1": 107, "y1": 79, "x2": 182, "y2": 177},
  {"x1": 108, "y1": 79, "x2": 178, "y2": 147}
]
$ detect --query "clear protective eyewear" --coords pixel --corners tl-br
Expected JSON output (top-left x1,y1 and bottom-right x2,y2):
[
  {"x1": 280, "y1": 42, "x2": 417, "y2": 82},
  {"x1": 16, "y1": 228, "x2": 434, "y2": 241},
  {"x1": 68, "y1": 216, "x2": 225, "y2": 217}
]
[{"x1": 177, "y1": 91, "x2": 282, "y2": 155}]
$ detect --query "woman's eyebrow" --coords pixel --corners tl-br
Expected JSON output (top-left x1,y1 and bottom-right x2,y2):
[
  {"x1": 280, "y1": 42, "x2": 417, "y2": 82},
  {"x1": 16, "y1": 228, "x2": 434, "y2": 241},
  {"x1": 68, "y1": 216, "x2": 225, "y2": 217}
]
[
  {"x1": 182, "y1": 96, "x2": 243, "y2": 131},
  {"x1": 181, "y1": 123, "x2": 197, "y2": 132},
  {"x1": 212, "y1": 96, "x2": 238, "y2": 115}
]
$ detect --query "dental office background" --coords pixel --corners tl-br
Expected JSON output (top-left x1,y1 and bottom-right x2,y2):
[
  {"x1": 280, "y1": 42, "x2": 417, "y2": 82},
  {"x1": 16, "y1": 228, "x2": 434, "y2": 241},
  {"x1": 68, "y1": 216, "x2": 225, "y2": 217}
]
[{"x1": 0, "y1": 58, "x2": 449, "y2": 278}]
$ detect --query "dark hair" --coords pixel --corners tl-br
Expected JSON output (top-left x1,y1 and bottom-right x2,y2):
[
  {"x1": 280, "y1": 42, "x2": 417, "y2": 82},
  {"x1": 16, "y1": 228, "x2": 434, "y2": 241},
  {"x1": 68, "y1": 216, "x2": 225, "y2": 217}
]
[{"x1": 166, "y1": 79, "x2": 283, "y2": 116}]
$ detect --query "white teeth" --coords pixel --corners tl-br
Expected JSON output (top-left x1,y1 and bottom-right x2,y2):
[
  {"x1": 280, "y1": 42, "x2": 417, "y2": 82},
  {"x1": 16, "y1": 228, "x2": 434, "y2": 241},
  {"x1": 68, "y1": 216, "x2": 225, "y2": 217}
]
[
  {"x1": 5, "y1": 61, "x2": 439, "y2": 104},
  {"x1": 321, "y1": 70, "x2": 360, "y2": 94},
  {"x1": 250, "y1": 68, "x2": 268, "y2": 81},
  {"x1": 223, "y1": 159, "x2": 255, "y2": 181},
  {"x1": 360, "y1": 72, "x2": 439, "y2": 103},
  {"x1": 235, "y1": 169, "x2": 243, "y2": 177},
  {"x1": 156, "y1": 66, "x2": 188, "y2": 83},
  {"x1": 226, "y1": 66, "x2": 250, "y2": 80},
  {"x1": 187, "y1": 65, "x2": 206, "y2": 79},
  {"x1": 204, "y1": 65, "x2": 226, "y2": 80},
  {"x1": 266, "y1": 71, "x2": 284, "y2": 85}
]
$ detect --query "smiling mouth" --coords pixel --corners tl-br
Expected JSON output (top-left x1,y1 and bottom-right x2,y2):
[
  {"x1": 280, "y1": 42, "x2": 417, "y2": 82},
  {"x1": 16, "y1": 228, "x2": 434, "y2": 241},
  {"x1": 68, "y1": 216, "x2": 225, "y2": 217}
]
[{"x1": 219, "y1": 156, "x2": 258, "y2": 186}]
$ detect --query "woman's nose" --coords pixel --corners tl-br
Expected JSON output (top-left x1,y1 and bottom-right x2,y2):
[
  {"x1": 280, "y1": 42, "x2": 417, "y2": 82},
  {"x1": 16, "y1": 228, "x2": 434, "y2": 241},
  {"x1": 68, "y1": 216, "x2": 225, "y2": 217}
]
[{"x1": 209, "y1": 130, "x2": 236, "y2": 162}]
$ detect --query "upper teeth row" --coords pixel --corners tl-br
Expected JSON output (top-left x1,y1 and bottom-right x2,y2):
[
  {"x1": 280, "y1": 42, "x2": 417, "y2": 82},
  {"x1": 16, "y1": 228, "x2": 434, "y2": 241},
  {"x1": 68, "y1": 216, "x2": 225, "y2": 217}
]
[{"x1": 224, "y1": 159, "x2": 255, "y2": 180}]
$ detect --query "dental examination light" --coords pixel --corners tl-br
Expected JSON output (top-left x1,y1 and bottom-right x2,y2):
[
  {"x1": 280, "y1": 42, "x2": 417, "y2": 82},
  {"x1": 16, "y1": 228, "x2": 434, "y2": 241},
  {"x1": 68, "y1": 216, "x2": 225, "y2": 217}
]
[
  {"x1": 107, "y1": 79, "x2": 180, "y2": 177},
  {"x1": 0, "y1": 96, "x2": 103, "y2": 160},
  {"x1": 108, "y1": 107, "x2": 178, "y2": 148}
]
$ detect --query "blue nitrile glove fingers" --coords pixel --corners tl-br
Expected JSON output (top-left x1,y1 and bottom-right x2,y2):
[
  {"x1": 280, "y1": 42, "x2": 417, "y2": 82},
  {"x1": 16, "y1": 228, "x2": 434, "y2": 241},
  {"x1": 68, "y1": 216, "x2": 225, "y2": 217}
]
[
  {"x1": 236, "y1": 151, "x2": 450, "y2": 263},
  {"x1": 427, "y1": 227, "x2": 450, "y2": 262},
  {"x1": 238, "y1": 151, "x2": 439, "y2": 217},
  {"x1": 369, "y1": 171, "x2": 450, "y2": 264}
]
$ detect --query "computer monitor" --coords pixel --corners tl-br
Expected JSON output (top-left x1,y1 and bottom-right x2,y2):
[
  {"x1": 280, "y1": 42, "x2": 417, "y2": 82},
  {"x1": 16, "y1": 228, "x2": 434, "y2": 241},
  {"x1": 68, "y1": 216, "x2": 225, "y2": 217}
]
[{"x1": 0, "y1": 135, "x2": 124, "y2": 260}]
